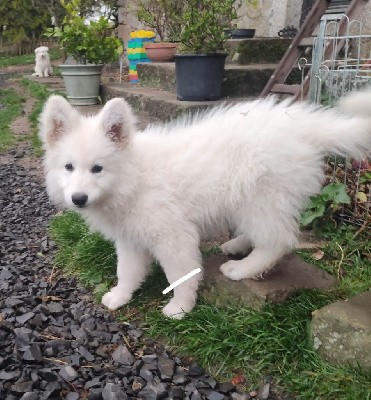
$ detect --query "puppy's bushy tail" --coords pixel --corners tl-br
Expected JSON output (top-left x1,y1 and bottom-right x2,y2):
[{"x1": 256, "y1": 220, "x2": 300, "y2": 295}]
[
  {"x1": 306, "y1": 89, "x2": 371, "y2": 159},
  {"x1": 333, "y1": 88, "x2": 371, "y2": 159},
  {"x1": 337, "y1": 88, "x2": 371, "y2": 117}
]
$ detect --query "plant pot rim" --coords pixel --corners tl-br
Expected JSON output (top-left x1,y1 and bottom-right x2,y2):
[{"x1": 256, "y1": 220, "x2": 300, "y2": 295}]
[
  {"x1": 174, "y1": 52, "x2": 227, "y2": 58},
  {"x1": 144, "y1": 42, "x2": 178, "y2": 48},
  {"x1": 58, "y1": 63, "x2": 104, "y2": 68}
]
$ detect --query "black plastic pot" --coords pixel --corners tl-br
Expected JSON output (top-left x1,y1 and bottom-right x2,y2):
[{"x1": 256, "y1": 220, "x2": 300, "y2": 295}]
[
  {"x1": 231, "y1": 28, "x2": 256, "y2": 38},
  {"x1": 224, "y1": 28, "x2": 256, "y2": 38},
  {"x1": 174, "y1": 53, "x2": 227, "y2": 101}
]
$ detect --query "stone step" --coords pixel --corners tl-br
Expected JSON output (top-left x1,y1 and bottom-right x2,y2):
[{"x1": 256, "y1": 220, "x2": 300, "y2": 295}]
[
  {"x1": 101, "y1": 82, "x2": 254, "y2": 123},
  {"x1": 224, "y1": 37, "x2": 291, "y2": 64},
  {"x1": 136, "y1": 62, "x2": 277, "y2": 98},
  {"x1": 201, "y1": 253, "x2": 337, "y2": 309}
]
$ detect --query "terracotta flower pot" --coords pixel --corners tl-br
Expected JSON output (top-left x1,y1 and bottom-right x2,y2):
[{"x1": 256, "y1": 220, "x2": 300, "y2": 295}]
[{"x1": 144, "y1": 42, "x2": 178, "y2": 62}]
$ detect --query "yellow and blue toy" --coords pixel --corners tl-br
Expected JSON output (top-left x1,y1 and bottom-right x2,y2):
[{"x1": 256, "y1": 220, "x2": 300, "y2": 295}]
[{"x1": 128, "y1": 30, "x2": 155, "y2": 83}]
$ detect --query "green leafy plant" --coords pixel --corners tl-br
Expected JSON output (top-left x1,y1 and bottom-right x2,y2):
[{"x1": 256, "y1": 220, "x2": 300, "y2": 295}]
[
  {"x1": 45, "y1": 0, "x2": 123, "y2": 64},
  {"x1": 132, "y1": 0, "x2": 184, "y2": 42},
  {"x1": 300, "y1": 182, "x2": 351, "y2": 226},
  {"x1": 177, "y1": 0, "x2": 257, "y2": 53},
  {"x1": 360, "y1": 171, "x2": 371, "y2": 184},
  {"x1": 178, "y1": 0, "x2": 237, "y2": 53}
]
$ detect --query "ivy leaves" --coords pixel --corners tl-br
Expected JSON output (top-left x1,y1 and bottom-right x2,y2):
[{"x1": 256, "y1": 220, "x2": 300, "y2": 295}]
[{"x1": 300, "y1": 183, "x2": 351, "y2": 227}]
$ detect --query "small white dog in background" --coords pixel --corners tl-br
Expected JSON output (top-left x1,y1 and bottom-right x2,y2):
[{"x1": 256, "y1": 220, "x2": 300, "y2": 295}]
[
  {"x1": 32, "y1": 46, "x2": 52, "y2": 77},
  {"x1": 39, "y1": 90, "x2": 371, "y2": 319}
]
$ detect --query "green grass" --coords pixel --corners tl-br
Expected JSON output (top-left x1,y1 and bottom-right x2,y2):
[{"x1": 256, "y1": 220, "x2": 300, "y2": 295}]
[
  {"x1": 20, "y1": 78, "x2": 65, "y2": 155},
  {"x1": 0, "y1": 74, "x2": 65, "y2": 155},
  {"x1": 0, "y1": 48, "x2": 62, "y2": 68},
  {"x1": 0, "y1": 88, "x2": 25, "y2": 151},
  {"x1": 49, "y1": 211, "x2": 371, "y2": 399}
]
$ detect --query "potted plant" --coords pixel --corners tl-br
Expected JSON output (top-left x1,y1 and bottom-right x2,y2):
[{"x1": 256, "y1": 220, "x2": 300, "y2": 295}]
[
  {"x1": 45, "y1": 0, "x2": 123, "y2": 105},
  {"x1": 174, "y1": 0, "x2": 238, "y2": 101},
  {"x1": 132, "y1": 0, "x2": 184, "y2": 62}
]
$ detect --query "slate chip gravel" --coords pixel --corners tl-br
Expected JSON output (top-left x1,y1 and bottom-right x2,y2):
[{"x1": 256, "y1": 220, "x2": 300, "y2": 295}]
[{"x1": 0, "y1": 142, "x2": 281, "y2": 399}]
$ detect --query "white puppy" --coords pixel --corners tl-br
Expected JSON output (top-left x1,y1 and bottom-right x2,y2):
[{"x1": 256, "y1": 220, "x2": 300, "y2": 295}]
[
  {"x1": 39, "y1": 91, "x2": 371, "y2": 318},
  {"x1": 33, "y1": 46, "x2": 53, "y2": 77}
]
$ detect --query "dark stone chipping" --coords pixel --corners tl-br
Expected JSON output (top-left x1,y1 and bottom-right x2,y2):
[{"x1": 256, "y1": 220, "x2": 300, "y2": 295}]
[{"x1": 112, "y1": 344, "x2": 135, "y2": 366}]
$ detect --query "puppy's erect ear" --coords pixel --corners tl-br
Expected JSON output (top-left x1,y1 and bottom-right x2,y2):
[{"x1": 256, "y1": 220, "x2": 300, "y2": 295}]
[
  {"x1": 39, "y1": 95, "x2": 80, "y2": 148},
  {"x1": 98, "y1": 98, "x2": 137, "y2": 147}
]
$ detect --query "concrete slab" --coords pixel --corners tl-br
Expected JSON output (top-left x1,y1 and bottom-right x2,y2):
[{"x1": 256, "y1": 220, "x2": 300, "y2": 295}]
[
  {"x1": 75, "y1": 105, "x2": 103, "y2": 116},
  {"x1": 102, "y1": 82, "x2": 250, "y2": 122},
  {"x1": 311, "y1": 290, "x2": 371, "y2": 370},
  {"x1": 201, "y1": 253, "x2": 338, "y2": 309}
]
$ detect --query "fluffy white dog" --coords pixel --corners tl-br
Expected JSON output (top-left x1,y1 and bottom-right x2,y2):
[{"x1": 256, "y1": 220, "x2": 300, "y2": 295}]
[
  {"x1": 39, "y1": 91, "x2": 371, "y2": 318},
  {"x1": 33, "y1": 46, "x2": 53, "y2": 77}
]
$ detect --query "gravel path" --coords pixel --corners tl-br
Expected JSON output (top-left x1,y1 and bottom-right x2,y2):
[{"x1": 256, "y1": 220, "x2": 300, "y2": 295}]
[{"x1": 0, "y1": 74, "x2": 282, "y2": 400}]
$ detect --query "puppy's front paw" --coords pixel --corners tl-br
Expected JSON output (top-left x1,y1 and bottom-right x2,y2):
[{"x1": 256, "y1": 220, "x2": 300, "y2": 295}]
[
  {"x1": 220, "y1": 260, "x2": 252, "y2": 281},
  {"x1": 162, "y1": 302, "x2": 186, "y2": 319},
  {"x1": 101, "y1": 286, "x2": 131, "y2": 310}
]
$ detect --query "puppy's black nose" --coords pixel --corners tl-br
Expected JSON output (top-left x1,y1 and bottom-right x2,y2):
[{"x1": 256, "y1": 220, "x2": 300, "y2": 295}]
[{"x1": 71, "y1": 193, "x2": 88, "y2": 207}]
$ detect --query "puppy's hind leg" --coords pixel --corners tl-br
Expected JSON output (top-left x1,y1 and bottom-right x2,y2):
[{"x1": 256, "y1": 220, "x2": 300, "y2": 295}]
[
  {"x1": 220, "y1": 208, "x2": 298, "y2": 280},
  {"x1": 220, "y1": 234, "x2": 252, "y2": 256},
  {"x1": 102, "y1": 240, "x2": 151, "y2": 310},
  {"x1": 220, "y1": 245, "x2": 288, "y2": 280}
]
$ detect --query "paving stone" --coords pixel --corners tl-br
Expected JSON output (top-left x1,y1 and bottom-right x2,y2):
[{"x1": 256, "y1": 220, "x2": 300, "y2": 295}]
[
  {"x1": 311, "y1": 290, "x2": 371, "y2": 369},
  {"x1": 201, "y1": 254, "x2": 337, "y2": 309}
]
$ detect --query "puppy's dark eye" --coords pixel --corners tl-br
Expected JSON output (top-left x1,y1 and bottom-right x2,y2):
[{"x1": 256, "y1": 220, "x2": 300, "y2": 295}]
[
  {"x1": 91, "y1": 164, "x2": 103, "y2": 174},
  {"x1": 65, "y1": 163, "x2": 74, "y2": 172}
]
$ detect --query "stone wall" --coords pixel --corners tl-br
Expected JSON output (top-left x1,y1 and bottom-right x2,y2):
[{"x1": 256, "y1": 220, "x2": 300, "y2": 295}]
[
  {"x1": 235, "y1": 0, "x2": 302, "y2": 37},
  {"x1": 116, "y1": 0, "x2": 305, "y2": 45},
  {"x1": 117, "y1": 0, "x2": 142, "y2": 48}
]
